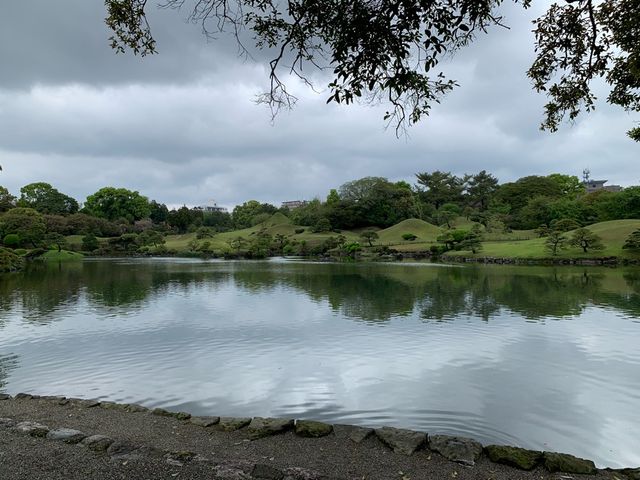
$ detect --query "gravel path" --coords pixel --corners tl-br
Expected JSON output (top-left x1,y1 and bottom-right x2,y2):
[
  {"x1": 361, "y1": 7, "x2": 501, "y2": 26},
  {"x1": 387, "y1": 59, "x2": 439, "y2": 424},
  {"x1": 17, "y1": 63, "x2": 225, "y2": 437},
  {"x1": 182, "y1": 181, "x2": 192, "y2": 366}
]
[{"x1": 0, "y1": 395, "x2": 632, "y2": 480}]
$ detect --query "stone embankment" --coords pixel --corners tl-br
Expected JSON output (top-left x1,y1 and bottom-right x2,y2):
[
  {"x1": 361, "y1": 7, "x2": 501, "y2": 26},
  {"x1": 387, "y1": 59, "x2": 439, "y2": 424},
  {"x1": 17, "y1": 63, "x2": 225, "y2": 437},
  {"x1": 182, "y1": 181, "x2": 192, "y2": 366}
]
[{"x1": 1, "y1": 393, "x2": 638, "y2": 480}]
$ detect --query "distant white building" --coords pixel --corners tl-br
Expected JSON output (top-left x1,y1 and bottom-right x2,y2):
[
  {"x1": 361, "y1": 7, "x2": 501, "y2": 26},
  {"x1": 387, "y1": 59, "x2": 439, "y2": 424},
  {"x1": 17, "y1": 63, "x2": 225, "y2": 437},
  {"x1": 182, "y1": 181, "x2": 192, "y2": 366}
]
[
  {"x1": 281, "y1": 200, "x2": 308, "y2": 209},
  {"x1": 194, "y1": 201, "x2": 228, "y2": 213}
]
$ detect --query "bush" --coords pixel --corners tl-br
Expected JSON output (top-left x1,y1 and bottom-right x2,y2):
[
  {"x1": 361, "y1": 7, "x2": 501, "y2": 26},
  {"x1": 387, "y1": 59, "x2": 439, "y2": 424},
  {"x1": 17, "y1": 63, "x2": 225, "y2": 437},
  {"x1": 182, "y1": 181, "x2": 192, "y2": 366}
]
[
  {"x1": 311, "y1": 218, "x2": 332, "y2": 233},
  {"x1": 2, "y1": 234, "x2": 20, "y2": 248},
  {"x1": 0, "y1": 247, "x2": 24, "y2": 272},
  {"x1": 82, "y1": 233, "x2": 100, "y2": 252},
  {"x1": 294, "y1": 228, "x2": 305, "y2": 234},
  {"x1": 196, "y1": 226, "x2": 216, "y2": 239},
  {"x1": 402, "y1": 233, "x2": 417, "y2": 241},
  {"x1": 13, "y1": 248, "x2": 27, "y2": 256}
]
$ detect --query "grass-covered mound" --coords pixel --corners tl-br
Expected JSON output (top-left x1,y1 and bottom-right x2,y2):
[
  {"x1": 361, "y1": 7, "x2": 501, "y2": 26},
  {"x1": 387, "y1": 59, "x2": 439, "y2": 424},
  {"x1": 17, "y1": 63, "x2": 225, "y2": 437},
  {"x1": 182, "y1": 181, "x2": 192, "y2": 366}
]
[
  {"x1": 377, "y1": 219, "x2": 442, "y2": 245},
  {"x1": 0, "y1": 247, "x2": 24, "y2": 272},
  {"x1": 40, "y1": 250, "x2": 84, "y2": 262}
]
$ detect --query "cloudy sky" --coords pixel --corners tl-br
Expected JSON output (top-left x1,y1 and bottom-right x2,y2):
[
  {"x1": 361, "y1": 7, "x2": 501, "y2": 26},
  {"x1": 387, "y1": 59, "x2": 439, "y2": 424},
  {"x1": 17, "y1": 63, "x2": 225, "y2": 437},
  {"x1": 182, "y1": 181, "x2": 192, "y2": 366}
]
[{"x1": 0, "y1": 1, "x2": 637, "y2": 209}]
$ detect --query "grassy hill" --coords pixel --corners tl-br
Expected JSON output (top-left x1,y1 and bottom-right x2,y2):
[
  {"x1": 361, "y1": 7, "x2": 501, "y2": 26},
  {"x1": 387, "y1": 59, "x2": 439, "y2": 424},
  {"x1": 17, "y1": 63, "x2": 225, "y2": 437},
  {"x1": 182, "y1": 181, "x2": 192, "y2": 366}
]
[{"x1": 449, "y1": 219, "x2": 640, "y2": 259}]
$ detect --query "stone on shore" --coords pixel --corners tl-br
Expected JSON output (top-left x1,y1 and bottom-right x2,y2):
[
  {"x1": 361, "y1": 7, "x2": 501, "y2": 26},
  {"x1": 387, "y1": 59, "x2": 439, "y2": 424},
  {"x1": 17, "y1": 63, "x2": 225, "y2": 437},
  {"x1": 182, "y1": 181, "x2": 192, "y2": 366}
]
[
  {"x1": 0, "y1": 394, "x2": 12, "y2": 400},
  {"x1": 543, "y1": 451, "x2": 597, "y2": 475},
  {"x1": 0, "y1": 417, "x2": 15, "y2": 428},
  {"x1": 333, "y1": 425, "x2": 374, "y2": 444},
  {"x1": 151, "y1": 407, "x2": 190, "y2": 420},
  {"x1": 13, "y1": 421, "x2": 50, "y2": 437},
  {"x1": 294, "y1": 420, "x2": 333, "y2": 438},
  {"x1": 82, "y1": 434, "x2": 115, "y2": 452},
  {"x1": 615, "y1": 468, "x2": 640, "y2": 480},
  {"x1": 127, "y1": 404, "x2": 148, "y2": 413},
  {"x1": 247, "y1": 417, "x2": 295, "y2": 439},
  {"x1": 375, "y1": 427, "x2": 427, "y2": 455},
  {"x1": 428, "y1": 434, "x2": 483, "y2": 466},
  {"x1": 70, "y1": 398, "x2": 100, "y2": 408},
  {"x1": 46, "y1": 428, "x2": 87, "y2": 444},
  {"x1": 15, "y1": 393, "x2": 33, "y2": 400},
  {"x1": 218, "y1": 417, "x2": 252, "y2": 431},
  {"x1": 190, "y1": 416, "x2": 220, "y2": 427},
  {"x1": 484, "y1": 445, "x2": 542, "y2": 470},
  {"x1": 107, "y1": 440, "x2": 140, "y2": 458}
]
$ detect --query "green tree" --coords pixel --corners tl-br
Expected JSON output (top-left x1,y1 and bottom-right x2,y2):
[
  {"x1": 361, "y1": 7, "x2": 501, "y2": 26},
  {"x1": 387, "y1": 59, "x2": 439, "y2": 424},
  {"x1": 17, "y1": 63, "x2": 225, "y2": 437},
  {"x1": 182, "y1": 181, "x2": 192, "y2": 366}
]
[
  {"x1": 105, "y1": 0, "x2": 640, "y2": 139},
  {"x1": 311, "y1": 217, "x2": 332, "y2": 233},
  {"x1": 545, "y1": 231, "x2": 568, "y2": 256},
  {"x1": 232, "y1": 200, "x2": 277, "y2": 229},
  {"x1": 437, "y1": 229, "x2": 468, "y2": 251},
  {"x1": 623, "y1": 229, "x2": 640, "y2": 251},
  {"x1": 138, "y1": 230, "x2": 165, "y2": 248},
  {"x1": 84, "y1": 187, "x2": 150, "y2": 222},
  {"x1": 0, "y1": 186, "x2": 16, "y2": 212},
  {"x1": 338, "y1": 177, "x2": 388, "y2": 203},
  {"x1": 570, "y1": 228, "x2": 605, "y2": 253},
  {"x1": 326, "y1": 189, "x2": 340, "y2": 207},
  {"x1": 415, "y1": 171, "x2": 463, "y2": 209},
  {"x1": 547, "y1": 174, "x2": 585, "y2": 198},
  {"x1": 458, "y1": 226, "x2": 483, "y2": 254},
  {"x1": 149, "y1": 200, "x2": 169, "y2": 224},
  {"x1": 465, "y1": 170, "x2": 499, "y2": 211},
  {"x1": 18, "y1": 182, "x2": 79, "y2": 215},
  {"x1": 0, "y1": 208, "x2": 46, "y2": 247},
  {"x1": 44, "y1": 233, "x2": 67, "y2": 252},
  {"x1": 196, "y1": 226, "x2": 216, "y2": 239},
  {"x1": 82, "y1": 233, "x2": 100, "y2": 252},
  {"x1": 360, "y1": 230, "x2": 379, "y2": 247}
]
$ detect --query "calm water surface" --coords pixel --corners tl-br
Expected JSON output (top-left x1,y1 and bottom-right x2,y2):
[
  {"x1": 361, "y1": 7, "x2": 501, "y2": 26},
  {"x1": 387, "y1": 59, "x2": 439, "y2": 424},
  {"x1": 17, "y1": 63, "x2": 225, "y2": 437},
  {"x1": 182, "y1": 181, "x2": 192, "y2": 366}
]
[{"x1": 1, "y1": 258, "x2": 639, "y2": 468}]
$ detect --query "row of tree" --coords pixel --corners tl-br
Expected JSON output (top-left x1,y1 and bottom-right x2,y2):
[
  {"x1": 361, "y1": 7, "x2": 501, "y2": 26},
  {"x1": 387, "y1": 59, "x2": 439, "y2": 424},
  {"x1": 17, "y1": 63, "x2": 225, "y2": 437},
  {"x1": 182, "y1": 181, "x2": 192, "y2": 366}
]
[{"x1": 1, "y1": 171, "x2": 638, "y2": 251}]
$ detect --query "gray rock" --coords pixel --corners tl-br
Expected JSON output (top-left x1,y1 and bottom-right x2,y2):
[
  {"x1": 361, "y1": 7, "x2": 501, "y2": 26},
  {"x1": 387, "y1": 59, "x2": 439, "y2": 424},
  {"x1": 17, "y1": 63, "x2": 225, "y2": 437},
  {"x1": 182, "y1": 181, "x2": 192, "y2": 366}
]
[
  {"x1": 82, "y1": 435, "x2": 115, "y2": 452},
  {"x1": 151, "y1": 407, "x2": 172, "y2": 417},
  {"x1": 70, "y1": 398, "x2": 100, "y2": 408},
  {"x1": 100, "y1": 401, "x2": 119, "y2": 410},
  {"x1": 428, "y1": 434, "x2": 483, "y2": 466},
  {"x1": 190, "y1": 416, "x2": 220, "y2": 427},
  {"x1": 333, "y1": 424, "x2": 374, "y2": 444},
  {"x1": 543, "y1": 451, "x2": 597, "y2": 475},
  {"x1": 13, "y1": 421, "x2": 50, "y2": 437},
  {"x1": 0, "y1": 418, "x2": 15, "y2": 428},
  {"x1": 175, "y1": 411, "x2": 191, "y2": 420},
  {"x1": 107, "y1": 440, "x2": 139, "y2": 457},
  {"x1": 484, "y1": 445, "x2": 542, "y2": 470},
  {"x1": 248, "y1": 417, "x2": 295, "y2": 439},
  {"x1": 218, "y1": 417, "x2": 252, "y2": 431},
  {"x1": 41, "y1": 395, "x2": 66, "y2": 402},
  {"x1": 46, "y1": 428, "x2": 87, "y2": 444},
  {"x1": 58, "y1": 398, "x2": 70, "y2": 405},
  {"x1": 212, "y1": 465, "x2": 251, "y2": 480},
  {"x1": 295, "y1": 420, "x2": 333, "y2": 438},
  {"x1": 375, "y1": 427, "x2": 427, "y2": 456},
  {"x1": 14, "y1": 393, "x2": 33, "y2": 400},
  {"x1": 0, "y1": 394, "x2": 12, "y2": 400},
  {"x1": 165, "y1": 451, "x2": 196, "y2": 462},
  {"x1": 127, "y1": 404, "x2": 148, "y2": 413},
  {"x1": 252, "y1": 463, "x2": 285, "y2": 480}
]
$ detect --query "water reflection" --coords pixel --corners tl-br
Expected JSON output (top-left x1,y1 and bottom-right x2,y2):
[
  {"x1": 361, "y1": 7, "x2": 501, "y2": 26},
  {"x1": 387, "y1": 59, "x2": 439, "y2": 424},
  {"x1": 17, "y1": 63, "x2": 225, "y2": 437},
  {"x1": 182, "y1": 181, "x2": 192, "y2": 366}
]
[
  {"x1": 1, "y1": 259, "x2": 639, "y2": 468},
  {"x1": 0, "y1": 259, "x2": 637, "y2": 324}
]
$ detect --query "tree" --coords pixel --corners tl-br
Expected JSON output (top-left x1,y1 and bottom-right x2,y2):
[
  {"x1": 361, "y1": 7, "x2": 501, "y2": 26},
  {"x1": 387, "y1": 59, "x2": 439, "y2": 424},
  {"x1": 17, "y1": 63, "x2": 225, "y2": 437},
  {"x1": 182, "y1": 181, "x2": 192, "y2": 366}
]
[
  {"x1": 149, "y1": 200, "x2": 169, "y2": 224},
  {"x1": 339, "y1": 177, "x2": 388, "y2": 203},
  {"x1": 84, "y1": 187, "x2": 150, "y2": 222},
  {"x1": 545, "y1": 231, "x2": 568, "y2": 256},
  {"x1": 360, "y1": 230, "x2": 379, "y2": 247},
  {"x1": 465, "y1": 170, "x2": 499, "y2": 211},
  {"x1": 570, "y1": 228, "x2": 604, "y2": 253},
  {"x1": 458, "y1": 226, "x2": 483, "y2": 254},
  {"x1": 44, "y1": 233, "x2": 67, "y2": 252},
  {"x1": 138, "y1": 230, "x2": 166, "y2": 248},
  {"x1": 82, "y1": 233, "x2": 100, "y2": 252},
  {"x1": 0, "y1": 208, "x2": 46, "y2": 248},
  {"x1": 232, "y1": 201, "x2": 277, "y2": 229},
  {"x1": 0, "y1": 186, "x2": 16, "y2": 212},
  {"x1": 104, "y1": 0, "x2": 640, "y2": 140},
  {"x1": 18, "y1": 182, "x2": 79, "y2": 215},
  {"x1": 547, "y1": 174, "x2": 585, "y2": 198},
  {"x1": 311, "y1": 217, "x2": 332, "y2": 233},
  {"x1": 415, "y1": 171, "x2": 463, "y2": 209},
  {"x1": 623, "y1": 229, "x2": 640, "y2": 251},
  {"x1": 436, "y1": 229, "x2": 469, "y2": 251}
]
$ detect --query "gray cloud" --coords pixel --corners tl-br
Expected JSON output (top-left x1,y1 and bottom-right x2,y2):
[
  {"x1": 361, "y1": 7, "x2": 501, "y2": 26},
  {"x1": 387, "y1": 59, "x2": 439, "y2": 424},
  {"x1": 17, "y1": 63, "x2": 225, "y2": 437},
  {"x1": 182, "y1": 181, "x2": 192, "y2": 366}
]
[{"x1": 0, "y1": 1, "x2": 638, "y2": 208}]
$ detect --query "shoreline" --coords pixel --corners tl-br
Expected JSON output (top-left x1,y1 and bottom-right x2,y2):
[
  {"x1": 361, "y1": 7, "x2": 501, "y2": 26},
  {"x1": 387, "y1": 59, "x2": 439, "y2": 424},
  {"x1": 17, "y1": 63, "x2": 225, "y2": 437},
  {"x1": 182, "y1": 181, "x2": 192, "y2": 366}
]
[{"x1": 1, "y1": 393, "x2": 638, "y2": 479}]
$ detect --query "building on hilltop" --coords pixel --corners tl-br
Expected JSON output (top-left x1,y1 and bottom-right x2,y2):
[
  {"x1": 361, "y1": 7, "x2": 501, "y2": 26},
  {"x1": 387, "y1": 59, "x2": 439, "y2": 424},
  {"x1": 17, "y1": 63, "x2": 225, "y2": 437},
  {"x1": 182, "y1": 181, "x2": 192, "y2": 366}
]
[
  {"x1": 582, "y1": 169, "x2": 623, "y2": 194},
  {"x1": 281, "y1": 200, "x2": 308, "y2": 209},
  {"x1": 194, "y1": 201, "x2": 228, "y2": 213}
]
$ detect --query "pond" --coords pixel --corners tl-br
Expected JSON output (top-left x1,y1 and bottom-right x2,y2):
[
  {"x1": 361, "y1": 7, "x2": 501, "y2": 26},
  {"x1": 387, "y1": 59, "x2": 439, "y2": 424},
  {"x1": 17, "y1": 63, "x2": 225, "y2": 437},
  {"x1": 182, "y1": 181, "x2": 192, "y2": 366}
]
[{"x1": 1, "y1": 258, "x2": 639, "y2": 468}]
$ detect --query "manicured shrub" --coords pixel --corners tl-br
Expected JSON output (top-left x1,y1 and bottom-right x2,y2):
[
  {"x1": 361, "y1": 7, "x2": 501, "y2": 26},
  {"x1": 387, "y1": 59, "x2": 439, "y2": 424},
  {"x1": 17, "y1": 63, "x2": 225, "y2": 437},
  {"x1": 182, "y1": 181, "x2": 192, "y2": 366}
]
[
  {"x1": 402, "y1": 233, "x2": 417, "y2": 241},
  {"x1": 2, "y1": 234, "x2": 20, "y2": 248}
]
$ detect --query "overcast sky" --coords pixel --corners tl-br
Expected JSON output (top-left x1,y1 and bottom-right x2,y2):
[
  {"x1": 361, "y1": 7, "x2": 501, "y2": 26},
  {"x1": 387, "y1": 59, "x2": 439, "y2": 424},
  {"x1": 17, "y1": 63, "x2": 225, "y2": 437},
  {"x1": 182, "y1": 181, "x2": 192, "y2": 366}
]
[{"x1": 0, "y1": 1, "x2": 637, "y2": 210}]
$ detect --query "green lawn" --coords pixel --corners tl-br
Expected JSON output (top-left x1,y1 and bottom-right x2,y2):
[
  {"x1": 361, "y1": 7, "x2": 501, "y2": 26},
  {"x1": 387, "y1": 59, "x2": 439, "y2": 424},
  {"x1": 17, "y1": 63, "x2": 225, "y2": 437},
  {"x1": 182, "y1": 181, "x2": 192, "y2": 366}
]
[
  {"x1": 448, "y1": 219, "x2": 640, "y2": 259},
  {"x1": 40, "y1": 250, "x2": 84, "y2": 261}
]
